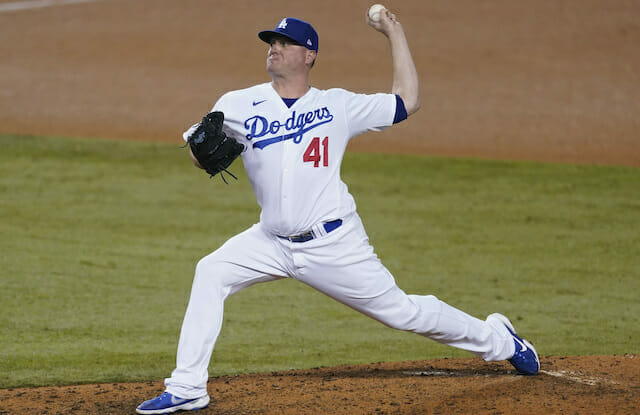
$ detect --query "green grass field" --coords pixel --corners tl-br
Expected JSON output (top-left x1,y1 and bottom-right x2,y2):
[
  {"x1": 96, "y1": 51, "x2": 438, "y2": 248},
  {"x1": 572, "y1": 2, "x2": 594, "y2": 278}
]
[{"x1": 1, "y1": 134, "x2": 638, "y2": 389}]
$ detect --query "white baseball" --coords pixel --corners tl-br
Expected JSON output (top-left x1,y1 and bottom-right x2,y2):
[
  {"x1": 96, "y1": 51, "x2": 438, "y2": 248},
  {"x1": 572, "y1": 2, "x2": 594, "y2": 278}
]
[{"x1": 368, "y1": 4, "x2": 386, "y2": 22}]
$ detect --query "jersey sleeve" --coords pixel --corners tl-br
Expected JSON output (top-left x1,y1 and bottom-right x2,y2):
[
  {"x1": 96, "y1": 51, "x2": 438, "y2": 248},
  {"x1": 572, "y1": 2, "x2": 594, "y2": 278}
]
[
  {"x1": 341, "y1": 90, "x2": 397, "y2": 138},
  {"x1": 182, "y1": 122, "x2": 199, "y2": 142},
  {"x1": 393, "y1": 95, "x2": 408, "y2": 124}
]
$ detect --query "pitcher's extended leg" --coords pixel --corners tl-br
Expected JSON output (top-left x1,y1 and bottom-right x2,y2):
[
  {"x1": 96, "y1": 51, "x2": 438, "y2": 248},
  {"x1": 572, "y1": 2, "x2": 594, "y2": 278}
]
[{"x1": 292, "y1": 214, "x2": 515, "y2": 361}]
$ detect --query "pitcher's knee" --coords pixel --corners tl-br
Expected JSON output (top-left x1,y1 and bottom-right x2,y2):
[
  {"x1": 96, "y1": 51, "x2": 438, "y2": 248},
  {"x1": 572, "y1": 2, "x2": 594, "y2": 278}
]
[
  {"x1": 194, "y1": 254, "x2": 216, "y2": 277},
  {"x1": 408, "y1": 294, "x2": 441, "y2": 312},
  {"x1": 382, "y1": 294, "x2": 442, "y2": 333},
  {"x1": 193, "y1": 256, "x2": 235, "y2": 292}
]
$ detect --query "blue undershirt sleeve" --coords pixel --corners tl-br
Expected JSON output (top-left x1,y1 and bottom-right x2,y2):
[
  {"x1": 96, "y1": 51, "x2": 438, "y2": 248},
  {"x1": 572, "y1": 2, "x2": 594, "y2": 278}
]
[{"x1": 393, "y1": 95, "x2": 408, "y2": 124}]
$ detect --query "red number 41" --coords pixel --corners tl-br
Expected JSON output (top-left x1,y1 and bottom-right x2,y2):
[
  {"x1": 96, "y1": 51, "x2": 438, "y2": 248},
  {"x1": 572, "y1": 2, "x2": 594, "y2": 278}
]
[{"x1": 303, "y1": 137, "x2": 329, "y2": 167}]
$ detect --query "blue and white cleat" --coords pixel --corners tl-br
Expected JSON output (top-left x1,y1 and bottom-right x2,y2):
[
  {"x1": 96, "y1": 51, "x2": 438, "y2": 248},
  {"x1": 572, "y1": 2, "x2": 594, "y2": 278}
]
[
  {"x1": 487, "y1": 313, "x2": 540, "y2": 375},
  {"x1": 136, "y1": 392, "x2": 210, "y2": 414}
]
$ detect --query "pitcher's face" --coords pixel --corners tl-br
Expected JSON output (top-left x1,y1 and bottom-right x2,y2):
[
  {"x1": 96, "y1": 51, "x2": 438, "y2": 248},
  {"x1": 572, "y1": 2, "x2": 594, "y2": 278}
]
[{"x1": 266, "y1": 35, "x2": 314, "y2": 76}]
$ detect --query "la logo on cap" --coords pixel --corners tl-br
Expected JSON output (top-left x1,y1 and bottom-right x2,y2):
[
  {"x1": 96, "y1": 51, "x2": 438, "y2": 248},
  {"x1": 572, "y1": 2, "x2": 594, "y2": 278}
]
[{"x1": 258, "y1": 17, "x2": 318, "y2": 52}]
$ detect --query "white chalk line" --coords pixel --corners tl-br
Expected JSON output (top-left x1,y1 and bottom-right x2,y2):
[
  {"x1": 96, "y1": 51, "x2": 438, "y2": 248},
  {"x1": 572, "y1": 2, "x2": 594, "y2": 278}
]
[
  {"x1": 540, "y1": 370, "x2": 619, "y2": 386},
  {"x1": 404, "y1": 369, "x2": 619, "y2": 387},
  {"x1": 0, "y1": 0, "x2": 99, "y2": 13}
]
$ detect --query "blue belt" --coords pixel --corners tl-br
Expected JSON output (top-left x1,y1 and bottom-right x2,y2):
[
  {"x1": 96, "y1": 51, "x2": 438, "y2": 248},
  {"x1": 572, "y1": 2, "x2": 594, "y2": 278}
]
[{"x1": 278, "y1": 219, "x2": 343, "y2": 243}]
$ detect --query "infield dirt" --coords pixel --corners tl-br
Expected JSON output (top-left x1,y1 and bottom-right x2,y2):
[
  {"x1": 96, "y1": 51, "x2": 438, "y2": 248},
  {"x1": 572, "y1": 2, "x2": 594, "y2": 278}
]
[
  {"x1": 1, "y1": 356, "x2": 638, "y2": 414},
  {"x1": 0, "y1": 0, "x2": 638, "y2": 413}
]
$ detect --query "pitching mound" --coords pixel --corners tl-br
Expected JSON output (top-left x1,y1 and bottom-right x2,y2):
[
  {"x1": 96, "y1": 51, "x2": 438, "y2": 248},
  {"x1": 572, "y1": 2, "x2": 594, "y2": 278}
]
[{"x1": 2, "y1": 355, "x2": 637, "y2": 414}]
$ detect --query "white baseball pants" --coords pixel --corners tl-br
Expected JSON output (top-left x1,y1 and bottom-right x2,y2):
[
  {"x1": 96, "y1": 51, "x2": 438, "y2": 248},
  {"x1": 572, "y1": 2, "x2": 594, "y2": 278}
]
[{"x1": 165, "y1": 213, "x2": 515, "y2": 399}]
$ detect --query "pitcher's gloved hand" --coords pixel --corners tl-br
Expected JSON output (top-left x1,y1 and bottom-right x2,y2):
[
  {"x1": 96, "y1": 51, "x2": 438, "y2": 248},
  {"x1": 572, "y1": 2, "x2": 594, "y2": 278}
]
[{"x1": 187, "y1": 111, "x2": 244, "y2": 183}]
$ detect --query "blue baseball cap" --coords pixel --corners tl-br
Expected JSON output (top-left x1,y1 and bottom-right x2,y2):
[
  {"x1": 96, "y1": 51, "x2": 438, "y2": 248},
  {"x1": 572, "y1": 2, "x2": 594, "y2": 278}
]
[{"x1": 258, "y1": 18, "x2": 319, "y2": 52}]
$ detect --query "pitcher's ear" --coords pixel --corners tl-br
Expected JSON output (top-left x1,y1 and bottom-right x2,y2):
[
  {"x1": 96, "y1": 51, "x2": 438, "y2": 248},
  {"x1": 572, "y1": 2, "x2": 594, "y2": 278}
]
[{"x1": 306, "y1": 50, "x2": 317, "y2": 65}]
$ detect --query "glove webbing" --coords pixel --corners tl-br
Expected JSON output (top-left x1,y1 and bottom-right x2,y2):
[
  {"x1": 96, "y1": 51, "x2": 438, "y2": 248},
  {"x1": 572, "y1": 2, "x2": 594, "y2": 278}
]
[
  {"x1": 210, "y1": 167, "x2": 238, "y2": 184},
  {"x1": 181, "y1": 142, "x2": 239, "y2": 184}
]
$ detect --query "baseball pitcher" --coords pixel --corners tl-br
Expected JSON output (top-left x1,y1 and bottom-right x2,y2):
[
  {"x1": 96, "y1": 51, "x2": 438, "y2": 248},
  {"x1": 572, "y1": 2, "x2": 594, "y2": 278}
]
[{"x1": 137, "y1": 7, "x2": 539, "y2": 414}]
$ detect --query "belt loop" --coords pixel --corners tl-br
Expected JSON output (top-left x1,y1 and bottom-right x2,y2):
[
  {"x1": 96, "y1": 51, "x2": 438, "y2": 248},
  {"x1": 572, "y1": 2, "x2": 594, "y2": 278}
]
[{"x1": 312, "y1": 222, "x2": 327, "y2": 238}]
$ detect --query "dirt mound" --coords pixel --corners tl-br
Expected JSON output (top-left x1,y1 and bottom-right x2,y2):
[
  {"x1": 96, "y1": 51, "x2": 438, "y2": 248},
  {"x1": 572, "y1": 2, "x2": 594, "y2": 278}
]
[{"x1": 1, "y1": 355, "x2": 637, "y2": 414}]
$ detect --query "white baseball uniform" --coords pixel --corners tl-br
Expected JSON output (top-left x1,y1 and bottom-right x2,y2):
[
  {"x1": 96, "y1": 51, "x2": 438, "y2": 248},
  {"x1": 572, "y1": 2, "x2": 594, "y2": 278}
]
[{"x1": 165, "y1": 82, "x2": 515, "y2": 399}]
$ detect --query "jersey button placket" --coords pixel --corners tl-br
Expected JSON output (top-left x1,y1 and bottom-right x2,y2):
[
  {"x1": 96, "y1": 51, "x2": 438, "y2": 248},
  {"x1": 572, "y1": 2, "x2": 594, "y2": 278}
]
[
  {"x1": 280, "y1": 130, "x2": 293, "y2": 224},
  {"x1": 283, "y1": 166, "x2": 289, "y2": 203}
]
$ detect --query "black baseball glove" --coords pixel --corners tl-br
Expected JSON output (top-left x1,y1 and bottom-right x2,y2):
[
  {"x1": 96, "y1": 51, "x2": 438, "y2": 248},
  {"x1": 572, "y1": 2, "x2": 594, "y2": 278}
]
[{"x1": 187, "y1": 111, "x2": 245, "y2": 183}]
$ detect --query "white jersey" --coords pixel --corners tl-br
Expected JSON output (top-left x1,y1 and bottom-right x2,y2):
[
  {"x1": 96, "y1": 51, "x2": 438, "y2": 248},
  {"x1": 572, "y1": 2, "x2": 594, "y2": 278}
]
[{"x1": 185, "y1": 82, "x2": 396, "y2": 236}]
